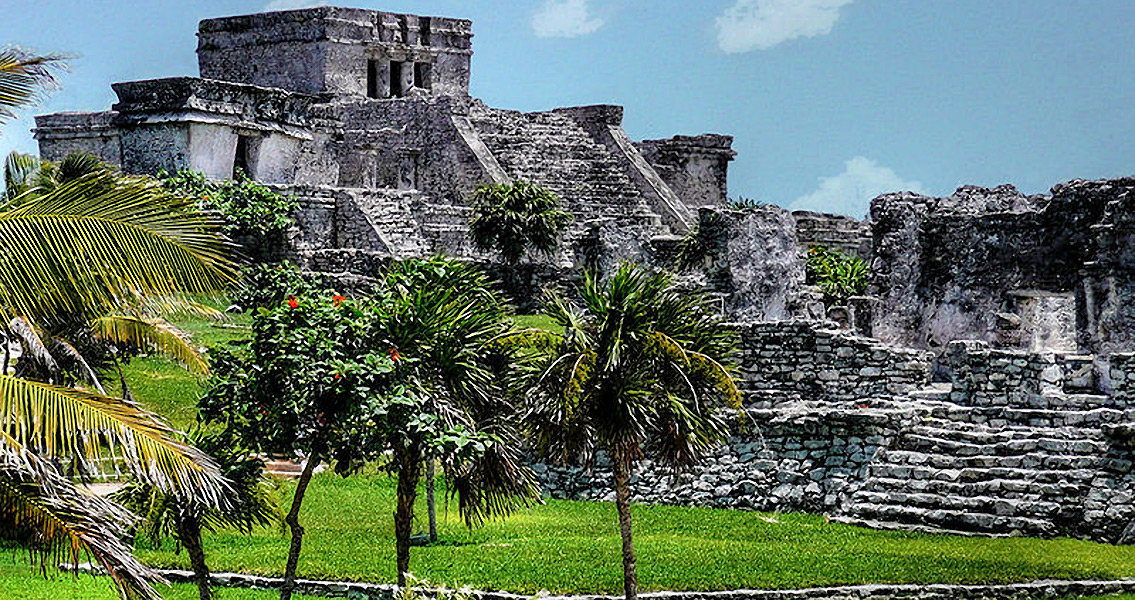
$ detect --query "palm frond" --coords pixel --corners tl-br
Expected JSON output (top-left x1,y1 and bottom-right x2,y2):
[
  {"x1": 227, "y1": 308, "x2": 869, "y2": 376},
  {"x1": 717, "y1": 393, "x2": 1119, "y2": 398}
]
[
  {"x1": 0, "y1": 375, "x2": 226, "y2": 504},
  {"x1": 49, "y1": 336, "x2": 106, "y2": 394},
  {"x1": 92, "y1": 315, "x2": 208, "y2": 374},
  {"x1": 0, "y1": 170, "x2": 235, "y2": 325},
  {"x1": 0, "y1": 48, "x2": 67, "y2": 123},
  {"x1": 0, "y1": 433, "x2": 162, "y2": 600},
  {"x1": 7, "y1": 316, "x2": 58, "y2": 374},
  {"x1": 3, "y1": 151, "x2": 40, "y2": 205}
]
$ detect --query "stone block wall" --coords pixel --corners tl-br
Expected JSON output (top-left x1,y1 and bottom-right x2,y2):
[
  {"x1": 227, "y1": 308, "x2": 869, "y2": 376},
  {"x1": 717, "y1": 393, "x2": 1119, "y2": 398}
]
[
  {"x1": 734, "y1": 320, "x2": 932, "y2": 402},
  {"x1": 535, "y1": 403, "x2": 912, "y2": 513},
  {"x1": 946, "y1": 340, "x2": 1061, "y2": 408},
  {"x1": 792, "y1": 210, "x2": 872, "y2": 260}
]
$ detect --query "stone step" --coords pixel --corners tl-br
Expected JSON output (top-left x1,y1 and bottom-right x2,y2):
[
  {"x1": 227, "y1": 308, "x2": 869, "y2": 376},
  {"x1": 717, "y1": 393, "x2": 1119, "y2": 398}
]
[
  {"x1": 828, "y1": 515, "x2": 1009, "y2": 538},
  {"x1": 858, "y1": 474, "x2": 1088, "y2": 500},
  {"x1": 912, "y1": 419, "x2": 1107, "y2": 442},
  {"x1": 841, "y1": 500, "x2": 1057, "y2": 535},
  {"x1": 848, "y1": 489, "x2": 1067, "y2": 518},
  {"x1": 927, "y1": 404, "x2": 1126, "y2": 428},
  {"x1": 859, "y1": 463, "x2": 1098, "y2": 485},
  {"x1": 897, "y1": 430, "x2": 1110, "y2": 455},
  {"x1": 879, "y1": 449, "x2": 1106, "y2": 471}
]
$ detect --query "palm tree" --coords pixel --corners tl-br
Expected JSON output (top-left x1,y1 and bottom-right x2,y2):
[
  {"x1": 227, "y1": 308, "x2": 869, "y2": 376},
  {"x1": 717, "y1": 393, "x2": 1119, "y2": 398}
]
[
  {"x1": 370, "y1": 257, "x2": 540, "y2": 586},
  {"x1": 467, "y1": 181, "x2": 572, "y2": 266},
  {"x1": 509, "y1": 262, "x2": 741, "y2": 600},
  {"x1": 0, "y1": 47, "x2": 235, "y2": 600},
  {"x1": 113, "y1": 430, "x2": 281, "y2": 600}
]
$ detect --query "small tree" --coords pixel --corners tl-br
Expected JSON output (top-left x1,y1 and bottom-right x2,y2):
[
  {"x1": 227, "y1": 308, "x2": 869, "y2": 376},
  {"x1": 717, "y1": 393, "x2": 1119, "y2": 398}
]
[
  {"x1": 113, "y1": 430, "x2": 280, "y2": 600},
  {"x1": 351, "y1": 256, "x2": 539, "y2": 585},
  {"x1": 468, "y1": 181, "x2": 571, "y2": 265},
  {"x1": 508, "y1": 263, "x2": 741, "y2": 600},
  {"x1": 199, "y1": 292, "x2": 405, "y2": 600}
]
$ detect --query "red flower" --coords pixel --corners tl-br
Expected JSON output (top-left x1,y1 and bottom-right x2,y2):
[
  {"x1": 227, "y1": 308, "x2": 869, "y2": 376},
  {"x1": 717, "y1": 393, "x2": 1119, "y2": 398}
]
[
  {"x1": 389, "y1": 347, "x2": 401, "y2": 362},
  {"x1": 334, "y1": 373, "x2": 341, "y2": 380},
  {"x1": 332, "y1": 294, "x2": 346, "y2": 307},
  {"x1": 287, "y1": 295, "x2": 299, "y2": 309}
]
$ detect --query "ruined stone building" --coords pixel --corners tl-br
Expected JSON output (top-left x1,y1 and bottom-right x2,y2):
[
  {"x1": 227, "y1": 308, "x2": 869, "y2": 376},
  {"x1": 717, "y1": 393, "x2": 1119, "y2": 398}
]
[
  {"x1": 35, "y1": 7, "x2": 735, "y2": 274},
  {"x1": 34, "y1": 7, "x2": 1135, "y2": 545}
]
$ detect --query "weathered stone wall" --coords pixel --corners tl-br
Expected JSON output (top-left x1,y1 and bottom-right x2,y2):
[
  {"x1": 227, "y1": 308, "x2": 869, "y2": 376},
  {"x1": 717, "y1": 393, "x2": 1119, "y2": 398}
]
[
  {"x1": 791, "y1": 210, "x2": 872, "y2": 260},
  {"x1": 197, "y1": 8, "x2": 473, "y2": 98},
  {"x1": 691, "y1": 207, "x2": 808, "y2": 321},
  {"x1": 735, "y1": 320, "x2": 932, "y2": 402},
  {"x1": 869, "y1": 179, "x2": 1135, "y2": 354},
  {"x1": 636, "y1": 134, "x2": 735, "y2": 212},
  {"x1": 33, "y1": 111, "x2": 122, "y2": 165},
  {"x1": 536, "y1": 403, "x2": 912, "y2": 513}
]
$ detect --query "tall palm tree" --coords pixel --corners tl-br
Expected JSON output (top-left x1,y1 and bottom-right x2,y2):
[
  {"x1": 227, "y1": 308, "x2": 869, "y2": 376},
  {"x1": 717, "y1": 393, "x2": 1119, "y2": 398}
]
[
  {"x1": 509, "y1": 262, "x2": 741, "y2": 600},
  {"x1": 370, "y1": 257, "x2": 540, "y2": 587},
  {"x1": 0, "y1": 47, "x2": 235, "y2": 600}
]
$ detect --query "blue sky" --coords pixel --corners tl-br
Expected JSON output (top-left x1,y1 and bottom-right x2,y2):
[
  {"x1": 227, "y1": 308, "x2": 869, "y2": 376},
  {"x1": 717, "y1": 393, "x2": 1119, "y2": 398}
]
[{"x1": 3, "y1": 0, "x2": 1134, "y2": 217}]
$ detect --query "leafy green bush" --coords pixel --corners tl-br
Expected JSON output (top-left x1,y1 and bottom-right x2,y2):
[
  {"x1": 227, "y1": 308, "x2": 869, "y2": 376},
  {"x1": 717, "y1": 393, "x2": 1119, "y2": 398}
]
[
  {"x1": 162, "y1": 170, "x2": 297, "y2": 260},
  {"x1": 806, "y1": 246, "x2": 868, "y2": 306},
  {"x1": 468, "y1": 181, "x2": 572, "y2": 265},
  {"x1": 233, "y1": 261, "x2": 324, "y2": 310}
]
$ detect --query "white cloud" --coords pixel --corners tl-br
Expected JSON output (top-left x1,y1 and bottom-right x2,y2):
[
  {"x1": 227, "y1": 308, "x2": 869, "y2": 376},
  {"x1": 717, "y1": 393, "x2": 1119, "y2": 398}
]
[
  {"x1": 789, "y1": 156, "x2": 923, "y2": 218},
  {"x1": 716, "y1": 0, "x2": 853, "y2": 53},
  {"x1": 532, "y1": 0, "x2": 605, "y2": 39},
  {"x1": 263, "y1": 0, "x2": 327, "y2": 11}
]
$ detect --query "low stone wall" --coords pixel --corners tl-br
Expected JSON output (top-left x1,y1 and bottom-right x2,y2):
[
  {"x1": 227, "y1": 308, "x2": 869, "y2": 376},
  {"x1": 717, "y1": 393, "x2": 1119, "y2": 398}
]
[
  {"x1": 535, "y1": 402, "x2": 918, "y2": 513},
  {"x1": 68, "y1": 565, "x2": 1135, "y2": 600},
  {"x1": 734, "y1": 320, "x2": 932, "y2": 403}
]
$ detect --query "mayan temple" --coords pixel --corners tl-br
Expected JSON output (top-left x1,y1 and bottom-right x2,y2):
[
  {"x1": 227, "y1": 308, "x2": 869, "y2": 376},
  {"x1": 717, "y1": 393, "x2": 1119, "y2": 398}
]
[{"x1": 32, "y1": 6, "x2": 1135, "y2": 545}]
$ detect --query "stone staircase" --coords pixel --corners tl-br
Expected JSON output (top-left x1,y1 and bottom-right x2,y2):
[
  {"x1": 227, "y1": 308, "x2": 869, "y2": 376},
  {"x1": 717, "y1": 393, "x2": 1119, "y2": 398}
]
[
  {"x1": 836, "y1": 380, "x2": 1130, "y2": 538},
  {"x1": 468, "y1": 105, "x2": 664, "y2": 238}
]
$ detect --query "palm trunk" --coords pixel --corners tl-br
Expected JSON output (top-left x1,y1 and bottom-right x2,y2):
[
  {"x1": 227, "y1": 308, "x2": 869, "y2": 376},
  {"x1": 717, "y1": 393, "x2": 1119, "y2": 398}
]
[
  {"x1": 394, "y1": 448, "x2": 423, "y2": 588},
  {"x1": 177, "y1": 513, "x2": 211, "y2": 600},
  {"x1": 610, "y1": 457, "x2": 638, "y2": 600},
  {"x1": 280, "y1": 450, "x2": 320, "y2": 600},
  {"x1": 426, "y1": 457, "x2": 437, "y2": 543}
]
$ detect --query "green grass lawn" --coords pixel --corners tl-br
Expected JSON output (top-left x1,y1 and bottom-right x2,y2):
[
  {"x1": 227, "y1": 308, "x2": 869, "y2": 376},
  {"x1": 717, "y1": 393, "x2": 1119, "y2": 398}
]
[{"x1": 125, "y1": 472, "x2": 1135, "y2": 595}]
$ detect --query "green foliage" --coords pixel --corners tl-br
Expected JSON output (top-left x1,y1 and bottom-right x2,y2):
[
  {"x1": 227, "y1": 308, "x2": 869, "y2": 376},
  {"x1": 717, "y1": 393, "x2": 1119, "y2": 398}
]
[
  {"x1": 468, "y1": 181, "x2": 572, "y2": 265},
  {"x1": 675, "y1": 212, "x2": 726, "y2": 271},
  {"x1": 112, "y1": 429, "x2": 280, "y2": 547},
  {"x1": 515, "y1": 262, "x2": 741, "y2": 470},
  {"x1": 361, "y1": 256, "x2": 539, "y2": 523},
  {"x1": 161, "y1": 170, "x2": 297, "y2": 259},
  {"x1": 232, "y1": 261, "x2": 324, "y2": 311},
  {"x1": 199, "y1": 290, "x2": 405, "y2": 461},
  {"x1": 805, "y1": 246, "x2": 869, "y2": 306},
  {"x1": 727, "y1": 196, "x2": 768, "y2": 210}
]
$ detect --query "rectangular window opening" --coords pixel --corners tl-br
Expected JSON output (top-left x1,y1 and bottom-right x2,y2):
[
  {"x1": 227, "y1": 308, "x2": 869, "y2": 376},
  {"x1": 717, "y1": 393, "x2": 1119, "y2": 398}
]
[
  {"x1": 414, "y1": 63, "x2": 431, "y2": 90},
  {"x1": 389, "y1": 61, "x2": 403, "y2": 97},
  {"x1": 367, "y1": 59, "x2": 379, "y2": 99},
  {"x1": 233, "y1": 135, "x2": 252, "y2": 179}
]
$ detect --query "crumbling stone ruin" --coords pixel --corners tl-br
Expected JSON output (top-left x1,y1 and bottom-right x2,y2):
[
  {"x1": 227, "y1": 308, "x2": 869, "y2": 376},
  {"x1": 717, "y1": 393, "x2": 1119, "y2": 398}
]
[{"x1": 33, "y1": 6, "x2": 1135, "y2": 544}]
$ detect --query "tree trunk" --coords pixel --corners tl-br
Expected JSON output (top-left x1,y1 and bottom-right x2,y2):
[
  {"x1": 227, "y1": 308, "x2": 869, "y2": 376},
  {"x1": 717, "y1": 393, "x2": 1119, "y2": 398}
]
[
  {"x1": 177, "y1": 513, "x2": 211, "y2": 600},
  {"x1": 280, "y1": 450, "x2": 320, "y2": 600},
  {"x1": 426, "y1": 457, "x2": 437, "y2": 543},
  {"x1": 394, "y1": 449, "x2": 423, "y2": 588},
  {"x1": 610, "y1": 457, "x2": 638, "y2": 600}
]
